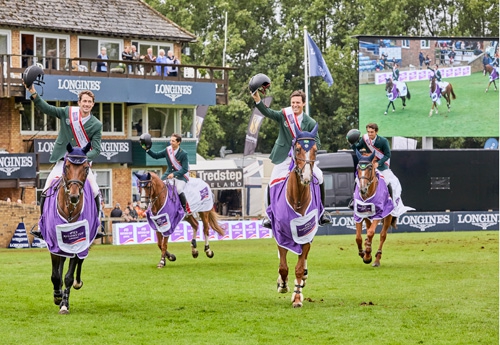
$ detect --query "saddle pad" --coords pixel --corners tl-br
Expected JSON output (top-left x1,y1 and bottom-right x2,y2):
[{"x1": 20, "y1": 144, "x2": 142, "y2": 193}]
[{"x1": 353, "y1": 174, "x2": 394, "y2": 223}]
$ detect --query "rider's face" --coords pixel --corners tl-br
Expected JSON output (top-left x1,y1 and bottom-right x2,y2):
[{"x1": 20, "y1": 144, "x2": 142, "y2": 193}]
[
  {"x1": 290, "y1": 96, "x2": 304, "y2": 116},
  {"x1": 78, "y1": 95, "x2": 94, "y2": 117},
  {"x1": 170, "y1": 136, "x2": 179, "y2": 149},
  {"x1": 367, "y1": 128, "x2": 377, "y2": 140}
]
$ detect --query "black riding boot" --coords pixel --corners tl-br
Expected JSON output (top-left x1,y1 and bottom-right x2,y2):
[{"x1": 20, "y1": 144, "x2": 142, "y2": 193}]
[
  {"x1": 95, "y1": 195, "x2": 106, "y2": 239},
  {"x1": 31, "y1": 194, "x2": 46, "y2": 239},
  {"x1": 262, "y1": 185, "x2": 272, "y2": 229},
  {"x1": 179, "y1": 192, "x2": 190, "y2": 216},
  {"x1": 319, "y1": 183, "x2": 331, "y2": 225}
]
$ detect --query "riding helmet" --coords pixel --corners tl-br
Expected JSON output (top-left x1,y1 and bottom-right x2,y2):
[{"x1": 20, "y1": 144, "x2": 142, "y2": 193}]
[
  {"x1": 139, "y1": 133, "x2": 152, "y2": 150},
  {"x1": 248, "y1": 73, "x2": 271, "y2": 94},
  {"x1": 22, "y1": 65, "x2": 45, "y2": 88},
  {"x1": 346, "y1": 129, "x2": 361, "y2": 145}
]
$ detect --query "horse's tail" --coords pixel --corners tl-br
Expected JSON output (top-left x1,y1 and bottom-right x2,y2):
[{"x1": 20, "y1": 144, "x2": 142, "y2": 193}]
[
  {"x1": 450, "y1": 85, "x2": 456, "y2": 100},
  {"x1": 208, "y1": 209, "x2": 225, "y2": 236}
]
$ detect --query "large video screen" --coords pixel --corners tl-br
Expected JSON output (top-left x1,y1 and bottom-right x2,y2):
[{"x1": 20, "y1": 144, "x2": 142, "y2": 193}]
[{"x1": 358, "y1": 36, "x2": 499, "y2": 137}]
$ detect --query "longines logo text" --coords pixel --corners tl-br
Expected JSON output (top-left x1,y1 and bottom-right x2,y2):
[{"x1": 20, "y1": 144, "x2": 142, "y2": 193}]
[
  {"x1": 58, "y1": 79, "x2": 102, "y2": 96},
  {"x1": 155, "y1": 84, "x2": 192, "y2": 101},
  {"x1": 0, "y1": 156, "x2": 33, "y2": 176},
  {"x1": 457, "y1": 213, "x2": 499, "y2": 230},
  {"x1": 399, "y1": 214, "x2": 451, "y2": 231},
  {"x1": 100, "y1": 142, "x2": 130, "y2": 160}
]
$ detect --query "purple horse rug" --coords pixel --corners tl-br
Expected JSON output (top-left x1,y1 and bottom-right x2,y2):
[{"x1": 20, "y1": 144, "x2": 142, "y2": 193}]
[
  {"x1": 353, "y1": 172, "x2": 394, "y2": 224},
  {"x1": 490, "y1": 67, "x2": 499, "y2": 82},
  {"x1": 146, "y1": 182, "x2": 185, "y2": 237},
  {"x1": 267, "y1": 174, "x2": 324, "y2": 255},
  {"x1": 38, "y1": 180, "x2": 100, "y2": 259}
]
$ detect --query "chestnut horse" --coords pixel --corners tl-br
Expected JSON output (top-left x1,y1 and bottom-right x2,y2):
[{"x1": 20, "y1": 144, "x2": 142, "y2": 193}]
[
  {"x1": 353, "y1": 150, "x2": 397, "y2": 267},
  {"x1": 485, "y1": 64, "x2": 498, "y2": 92},
  {"x1": 134, "y1": 171, "x2": 225, "y2": 268},
  {"x1": 267, "y1": 124, "x2": 323, "y2": 307},
  {"x1": 37, "y1": 143, "x2": 100, "y2": 314},
  {"x1": 429, "y1": 75, "x2": 456, "y2": 117}
]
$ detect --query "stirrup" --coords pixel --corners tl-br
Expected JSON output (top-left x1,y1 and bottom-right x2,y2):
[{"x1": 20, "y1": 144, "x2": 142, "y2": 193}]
[
  {"x1": 95, "y1": 232, "x2": 106, "y2": 239},
  {"x1": 319, "y1": 213, "x2": 331, "y2": 225},
  {"x1": 262, "y1": 218, "x2": 272, "y2": 229},
  {"x1": 30, "y1": 230, "x2": 43, "y2": 240}
]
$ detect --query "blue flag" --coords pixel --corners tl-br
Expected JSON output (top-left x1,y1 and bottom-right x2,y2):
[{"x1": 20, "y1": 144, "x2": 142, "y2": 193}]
[{"x1": 307, "y1": 34, "x2": 333, "y2": 86}]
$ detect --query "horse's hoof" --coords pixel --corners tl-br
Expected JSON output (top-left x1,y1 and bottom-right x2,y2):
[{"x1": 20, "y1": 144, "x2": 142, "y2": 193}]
[
  {"x1": 73, "y1": 280, "x2": 83, "y2": 290},
  {"x1": 277, "y1": 277, "x2": 289, "y2": 293},
  {"x1": 192, "y1": 250, "x2": 199, "y2": 258},
  {"x1": 372, "y1": 262, "x2": 380, "y2": 267},
  {"x1": 167, "y1": 254, "x2": 176, "y2": 262},
  {"x1": 205, "y1": 250, "x2": 214, "y2": 258},
  {"x1": 59, "y1": 306, "x2": 69, "y2": 315},
  {"x1": 384, "y1": 112, "x2": 387, "y2": 115},
  {"x1": 293, "y1": 302, "x2": 303, "y2": 308},
  {"x1": 392, "y1": 109, "x2": 395, "y2": 112},
  {"x1": 363, "y1": 256, "x2": 373, "y2": 264}
]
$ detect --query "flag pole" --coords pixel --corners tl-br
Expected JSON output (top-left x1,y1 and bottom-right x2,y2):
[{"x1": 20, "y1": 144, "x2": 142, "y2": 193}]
[{"x1": 303, "y1": 26, "x2": 309, "y2": 116}]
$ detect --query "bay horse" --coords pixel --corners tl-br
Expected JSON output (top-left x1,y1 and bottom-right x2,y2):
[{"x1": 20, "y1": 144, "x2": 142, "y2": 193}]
[
  {"x1": 384, "y1": 78, "x2": 411, "y2": 115},
  {"x1": 429, "y1": 75, "x2": 456, "y2": 117},
  {"x1": 134, "y1": 171, "x2": 225, "y2": 268},
  {"x1": 267, "y1": 123, "x2": 323, "y2": 308},
  {"x1": 38, "y1": 143, "x2": 100, "y2": 314},
  {"x1": 352, "y1": 150, "x2": 397, "y2": 267},
  {"x1": 485, "y1": 64, "x2": 498, "y2": 92}
]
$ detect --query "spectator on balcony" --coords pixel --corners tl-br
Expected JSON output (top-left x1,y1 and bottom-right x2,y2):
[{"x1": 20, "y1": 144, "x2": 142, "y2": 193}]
[
  {"x1": 135, "y1": 119, "x2": 143, "y2": 136},
  {"x1": 110, "y1": 203, "x2": 123, "y2": 223},
  {"x1": 143, "y1": 47, "x2": 156, "y2": 75},
  {"x1": 156, "y1": 49, "x2": 168, "y2": 76},
  {"x1": 22, "y1": 43, "x2": 34, "y2": 68},
  {"x1": 96, "y1": 47, "x2": 108, "y2": 73},
  {"x1": 166, "y1": 50, "x2": 180, "y2": 77},
  {"x1": 46, "y1": 49, "x2": 57, "y2": 70},
  {"x1": 130, "y1": 45, "x2": 143, "y2": 74},
  {"x1": 121, "y1": 46, "x2": 133, "y2": 73}
]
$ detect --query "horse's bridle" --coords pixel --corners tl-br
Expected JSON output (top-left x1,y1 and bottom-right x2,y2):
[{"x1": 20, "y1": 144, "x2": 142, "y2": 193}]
[
  {"x1": 137, "y1": 177, "x2": 168, "y2": 211},
  {"x1": 59, "y1": 153, "x2": 90, "y2": 221},
  {"x1": 292, "y1": 136, "x2": 318, "y2": 186},
  {"x1": 357, "y1": 161, "x2": 376, "y2": 192}
]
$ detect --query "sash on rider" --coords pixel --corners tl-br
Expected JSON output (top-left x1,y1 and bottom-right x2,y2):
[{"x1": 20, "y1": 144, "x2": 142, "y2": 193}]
[
  {"x1": 282, "y1": 107, "x2": 300, "y2": 139},
  {"x1": 69, "y1": 107, "x2": 90, "y2": 148},
  {"x1": 167, "y1": 146, "x2": 189, "y2": 181},
  {"x1": 363, "y1": 134, "x2": 390, "y2": 169}
]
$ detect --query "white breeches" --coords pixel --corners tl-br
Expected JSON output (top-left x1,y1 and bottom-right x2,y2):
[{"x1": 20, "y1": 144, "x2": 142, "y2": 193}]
[{"x1": 167, "y1": 178, "x2": 186, "y2": 195}]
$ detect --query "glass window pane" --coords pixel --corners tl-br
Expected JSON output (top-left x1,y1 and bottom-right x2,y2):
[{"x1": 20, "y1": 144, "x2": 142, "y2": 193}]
[
  {"x1": 21, "y1": 102, "x2": 32, "y2": 131},
  {"x1": 46, "y1": 115, "x2": 57, "y2": 131},
  {"x1": 102, "y1": 103, "x2": 112, "y2": 132},
  {"x1": 113, "y1": 104, "x2": 123, "y2": 132},
  {"x1": 95, "y1": 171, "x2": 110, "y2": 185}
]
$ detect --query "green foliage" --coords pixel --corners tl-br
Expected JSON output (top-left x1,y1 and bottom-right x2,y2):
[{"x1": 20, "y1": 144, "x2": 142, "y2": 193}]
[
  {"x1": 0, "y1": 232, "x2": 498, "y2": 344},
  {"x1": 145, "y1": 0, "x2": 498, "y2": 154}
]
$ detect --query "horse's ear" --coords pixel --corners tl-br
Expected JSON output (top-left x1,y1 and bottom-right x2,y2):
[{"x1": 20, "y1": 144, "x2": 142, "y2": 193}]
[
  {"x1": 368, "y1": 150, "x2": 376, "y2": 163},
  {"x1": 66, "y1": 143, "x2": 73, "y2": 153},
  {"x1": 311, "y1": 123, "x2": 319, "y2": 138},
  {"x1": 355, "y1": 149, "x2": 363, "y2": 161},
  {"x1": 133, "y1": 172, "x2": 142, "y2": 179},
  {"x1": 146, "y1": 172, "x2": 151, "y2": 180},
  {"x1": 83, "y1": 142, "x2": 92, "y2": 154},
  {"x1": 293, "y1": 123, "x2": 301, "y2": 136}
]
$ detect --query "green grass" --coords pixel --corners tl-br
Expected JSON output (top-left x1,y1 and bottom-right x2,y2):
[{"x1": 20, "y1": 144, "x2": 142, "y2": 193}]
[
  {"x1": 359, "y1": 72, "x2": 499, "y2": 137},
  {"x1": 1, "y1": 232, "x2": 498, "y2": 345}
]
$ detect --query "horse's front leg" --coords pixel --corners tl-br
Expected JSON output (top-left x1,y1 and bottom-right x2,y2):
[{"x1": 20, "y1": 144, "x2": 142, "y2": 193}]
[
  {"x1": 59, "y1": 257, "x2": 79, "y2": 314},
  {"x1": 186, "y1": 215, "x2": 200, "y2": 258},
  {"x1": 277, "y1": 246, "x2": 289, "y2": 293},
  {"x1": 73, "y1": 258, "x2": 84, "y2": 289},
  {"x1": 364, "y1": 219, "x2": 380, "y2": 265},
  {"x1": 51, "y1": 254, "x2": 64, "y2": 306},
  {"x1": 373, "y1": 216, "x2": 392, "y2": 267},
  {"x1": 292, "y1": 243, "x2": 310, "y2": 308},
  {"x1": 355, "y1": 222, "x2": 364, "y2": 259}
]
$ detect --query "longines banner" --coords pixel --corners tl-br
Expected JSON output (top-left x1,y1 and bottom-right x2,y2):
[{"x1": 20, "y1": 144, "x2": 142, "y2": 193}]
[
  {"x1": 34, "y1": 139, "x2": 133, "y2": 164},
  {"x1": 0, "y1": 153, "x2": 36, "y2": 179},
  {"x1": 28, "y1": 75, "x2": 217, "y2": 105},
  {"x1": 317, "y1": 211, "x2": 499, "y2": 235}
]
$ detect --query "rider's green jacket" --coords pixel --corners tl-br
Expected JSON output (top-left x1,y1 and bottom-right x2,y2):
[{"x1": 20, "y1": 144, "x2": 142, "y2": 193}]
[
  {"x1": 255, "y1": 102, "x2": 321, "y2": 165},
  {"x1": 146, "y1": 146, "x2": 189, "y2": 182},
  {"x1": 351, "y1": 134, "x2": 391, "y2": 171}
]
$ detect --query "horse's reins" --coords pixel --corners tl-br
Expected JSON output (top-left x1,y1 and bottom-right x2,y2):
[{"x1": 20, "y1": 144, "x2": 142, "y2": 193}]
[
  {"x1": 357, "y1": 161, "x2": 376, "y2": 193},
  {"x1": 291, "y1": 136, "x2": 318, "y2": 210},
  {"x1": 138, "y1": 178, "x2": 168, "y2": 213},
  {"x1": 59, "y1": 153, "x2": 89, "y2": 222}
]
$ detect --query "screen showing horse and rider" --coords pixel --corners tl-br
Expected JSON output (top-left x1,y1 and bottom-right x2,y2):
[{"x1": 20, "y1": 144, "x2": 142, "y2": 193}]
[{"x1": 358, "y1": 36, "x2": 499, "y2": 138}]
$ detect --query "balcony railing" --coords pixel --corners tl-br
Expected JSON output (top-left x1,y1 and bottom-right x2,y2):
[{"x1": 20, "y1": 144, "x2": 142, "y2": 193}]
[{"x1": 0, "y1": 54, "x2": 234, "y2": 105}]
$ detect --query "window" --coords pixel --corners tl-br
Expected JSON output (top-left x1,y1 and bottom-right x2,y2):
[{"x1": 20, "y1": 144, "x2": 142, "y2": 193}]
[
  {"x1": 95, "y1": 170, "x2": 112, "y2": 206},
  {"x1": 420, "y1": 40, "x2": 430, "y2": 49},
  {"x1": 36, "y1": 171, "x2": 50, "y2": 204},
  {"x1": 0, "y1": 30, "x2": 10, "y2": 55},
  {"x1": 402, "y1": 40, "x2": 410, "y2": 48},
  {"x1": 21, "y1": 101, "x2": 65, "y2": 133},
  {"x1": 34, "y1": 34, "x2": 69, "y2": 70},
  {"x1": 94, "y1": 103, "x2": 124, "y2": 133},
  {"x1": 133, "y1": 41, "x2": 173, "y2": 60}
]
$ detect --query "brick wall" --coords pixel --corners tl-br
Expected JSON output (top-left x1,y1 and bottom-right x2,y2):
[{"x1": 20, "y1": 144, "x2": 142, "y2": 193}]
[{"x1": 0, "y1": 201, "x2": 39, "y2": 248}]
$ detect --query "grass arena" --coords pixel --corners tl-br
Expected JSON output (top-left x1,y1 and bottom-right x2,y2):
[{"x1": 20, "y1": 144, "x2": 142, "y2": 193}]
[
  {"x1": 359, "y1": 71, "x2": 499, "y2": 138},
  {"x1": 1, "y1": 231, "x2": 498, "y2": 344}
]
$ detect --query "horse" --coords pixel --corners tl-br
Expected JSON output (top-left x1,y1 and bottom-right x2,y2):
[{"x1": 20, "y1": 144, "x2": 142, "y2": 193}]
[
  {"x1": 352, "y1": 150, "x2": 397, "y2": 267},
  {"x1": 429, "y1": 75, "x2": 456, "y2": 117},
  {"x1": 267, "y1": 123, "x2": 323, "y2": 308},
  {"x1": 37, "y1": 142, "x2": 100, "y2": 314},
  {"x1": 134, "y1": 171, "x2": 225, "y2": 268},
  {"x1": 485, "y1": 64, "x2": 498, "y2": 92},
  {"x1": 384, "y1": 78, "x2": 411, "y2": 115}
]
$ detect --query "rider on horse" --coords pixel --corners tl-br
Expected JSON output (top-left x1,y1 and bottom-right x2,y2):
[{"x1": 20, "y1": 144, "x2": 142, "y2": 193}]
[
  {"x1": 141, "y1": 133, "x2": 191, "y2": 216},
  {"x1": 24, "y1": 68, "x2": 104, "y2": 240},
  {"x1": 349, "y1": 123, "x2": 413, "y2": 218},
  {"x1": 391, "y1": 63, "x2": 400, "y2": 81},
  {"x1": 251, "y1": 86, "x2": 331, "y2": 228}
]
